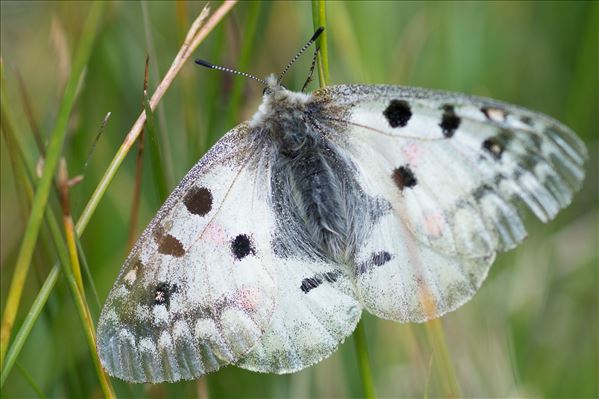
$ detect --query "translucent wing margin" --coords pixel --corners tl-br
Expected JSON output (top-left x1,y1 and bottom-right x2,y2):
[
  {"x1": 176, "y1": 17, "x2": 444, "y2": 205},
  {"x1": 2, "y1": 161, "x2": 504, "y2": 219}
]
[{"x1": 97, "y1": 124, "x2": 278, "y2": 383}]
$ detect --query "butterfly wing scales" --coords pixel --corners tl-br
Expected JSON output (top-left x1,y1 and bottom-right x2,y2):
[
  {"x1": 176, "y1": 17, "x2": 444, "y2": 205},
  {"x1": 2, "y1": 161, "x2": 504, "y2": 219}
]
[
  {"x1": 237, "y1": 259, "x2": 361, "y2": 373},
  {"x1": 97, "y1": 124, "x2": 278, "y2": 383},
  {"x1": 314, "y1": 84, "x2": 585, "y2": 321}
]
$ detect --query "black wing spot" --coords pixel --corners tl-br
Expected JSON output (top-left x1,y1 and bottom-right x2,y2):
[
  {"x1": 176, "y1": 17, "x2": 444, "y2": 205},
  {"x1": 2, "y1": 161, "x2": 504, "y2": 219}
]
[
  {"x1": 383, "y1": 99, "x2": 412, "y2": 128},
  {"x1": 482, "y1": 137, "x2": 504, "y2": 160},
  {"x1": 231, "y1": 234, "x2": 256, "y2": 260},
  {"x1": 300, "y1": 271, "x2": 340, "y2": 294},
  {"x1": 184, "y1": 186, "x2": 213, "y2": 216},
  {"x1": 371, "y1": 251, "x2": 392, "y2": 266},
  {"x1": 153, "y1": 282, "x2": 178, "y2": 308},
  {"x1": 440, "y1": 105, "x2": 461, "y2": 137},
  {"x1": 392, "y1": 165, "x2": 417, "y2": 190},
  {"x1": 358, "y1": 251, "x2": 393, "y2": 274}
]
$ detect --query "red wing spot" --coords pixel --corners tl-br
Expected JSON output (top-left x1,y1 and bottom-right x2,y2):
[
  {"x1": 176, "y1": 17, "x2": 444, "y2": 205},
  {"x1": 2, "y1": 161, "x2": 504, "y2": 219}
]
[{"x1": 184, "y1": 186, "x2": 213, "y2": 216}]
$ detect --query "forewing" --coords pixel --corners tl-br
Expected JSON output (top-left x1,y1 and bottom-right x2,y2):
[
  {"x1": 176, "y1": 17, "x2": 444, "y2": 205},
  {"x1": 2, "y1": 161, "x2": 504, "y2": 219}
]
[
  {"x1": 313, "y1": 84, "x2": 586, "y2": 321},
  {"x1": 237, "y1": 258, "x2": 361, "y2": 373},
  {"x1": 96, "y1": 124, "x2": 277, "y2": 383},
  {"x1": 316, "y1": 84, "x2": 586, "y2": 257}
]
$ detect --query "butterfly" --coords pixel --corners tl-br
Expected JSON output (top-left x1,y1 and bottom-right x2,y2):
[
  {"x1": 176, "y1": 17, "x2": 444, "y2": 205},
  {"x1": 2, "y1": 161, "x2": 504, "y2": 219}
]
[{"x1": 96, "y1": 27, "x2": 587, "y2": 383}]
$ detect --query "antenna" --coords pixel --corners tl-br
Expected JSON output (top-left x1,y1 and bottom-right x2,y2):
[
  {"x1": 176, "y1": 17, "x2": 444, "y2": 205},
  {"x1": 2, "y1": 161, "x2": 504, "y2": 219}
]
[
  {"x1": 195, "y1": 27, "x2": 325, "y2": 88},
  {"x1": 194, "y1": 59, "x2": 268, "y2": 86},
  {"x1": 277, "y1": 26, "x2": 324, "y2": 84}
]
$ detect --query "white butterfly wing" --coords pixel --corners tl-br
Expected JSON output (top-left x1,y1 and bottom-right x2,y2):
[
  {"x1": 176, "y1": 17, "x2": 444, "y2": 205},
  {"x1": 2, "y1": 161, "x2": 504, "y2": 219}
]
[
  {"x1": 97, "y1": 124, "x2": 277, "y2": 383},
  {"x1": 237, "y1": 259, "x2": 361, "y2": 373},
  {"x1": 314, "y1": 85, "x2": 586, "y2": 321}
]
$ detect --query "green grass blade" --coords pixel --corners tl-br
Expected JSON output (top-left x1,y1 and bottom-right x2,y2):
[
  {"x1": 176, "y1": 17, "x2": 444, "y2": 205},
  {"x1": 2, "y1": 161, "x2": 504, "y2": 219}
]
[
  {"x1": 75, "y1": 237, "x2": 101, "y2": 313},
  {"x1": 311, "y1": 3, "x2": 377, "y2": 398},
  {"x1": 76, "y1": 2, "x2": 235, "y2": 235},
  {"x1": 1, "y1": 5, "x2": 236, "y2": 392},
  {"x1": 0, "y1": 1, "x2": 104, "y2": 365},
  {"x1": 141, "y1": 1, "x2": 175, "y2": 190},
  {"x1": 143, "y1": 90, "x2": 170, "y2": 202},
  {"x1": 0, "y1": 93, "x2": 114, "y2": 397},
  {"x1": 424, "y1": 318, "x2": 462, "y2": 397},
  {"x1": 15, "y1": 362, "x2": 47, "y2": 399},
  {"x1": 353, "y1": 321, "x2": 377, "y2": 399},
  {"x1": 225, "y1": 1, "x2": 262, "y2": 128},
  {"x1": 0, "y1": 265, "x2": 60, "y2": 388},
  {"x1": 311, "y1": 0, "x2": 330, "y2": 86}
]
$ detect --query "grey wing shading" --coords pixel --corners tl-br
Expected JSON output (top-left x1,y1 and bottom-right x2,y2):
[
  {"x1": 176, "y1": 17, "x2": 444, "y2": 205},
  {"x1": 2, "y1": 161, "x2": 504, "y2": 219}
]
[
  {"x1": 237, "y1": 258, "x2": 361, "y2": 373},
  {"x1": 312, "y1": 84, "x2": 586, "y2": 322},
  {"x1": 96, "y1": 124, "x2": 278, "y2": 383}
]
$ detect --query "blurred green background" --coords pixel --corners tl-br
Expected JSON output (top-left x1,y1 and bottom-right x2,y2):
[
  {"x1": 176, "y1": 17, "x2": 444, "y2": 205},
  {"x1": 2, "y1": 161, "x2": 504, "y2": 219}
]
[{"x1": 1, "y1": 1, "x2": 597, "y2": 398}]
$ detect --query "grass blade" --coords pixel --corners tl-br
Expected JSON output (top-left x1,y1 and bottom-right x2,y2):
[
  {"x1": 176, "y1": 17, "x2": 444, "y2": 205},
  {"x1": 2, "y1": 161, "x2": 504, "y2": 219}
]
[
  {"x1": 0, "y1": 3, "x2": 237, "y2": 389},
  {"x1": 141, "y1": 0, "x2": 175, "y2": 190},
  {"x1": 311, "y1": 2, "x2": 377, "y2": 397},
  {"x1": 353, "y1": 321, "x2": 376, "y2": 399},
  {"x1": 0, "y1": 84, "x2": 100, "y2": 392},
  {"x1": 424, "y1": 318, "x2": 461, "y2": 397},
  {"x1": 225, "y1": 1, "x2": 262, "y2": 128},
  {"x1": 127, "y1": 56, "x2": 150, "y2": 250},
  {"x1": 76, "y1": 1, "x2": 236, "y2": 234},
  {"x1": 311, "y1": 0, "x2": 330, "y2": 86},
  {"x1": 0, "y1": 2, "x2": 104, "y2": 365},
  {"x1": 143, "y1": 89, "x2": 169, "y2": 202},
  {"x1": 15, "y1": 362, "x2": 46, "y2": 399}
]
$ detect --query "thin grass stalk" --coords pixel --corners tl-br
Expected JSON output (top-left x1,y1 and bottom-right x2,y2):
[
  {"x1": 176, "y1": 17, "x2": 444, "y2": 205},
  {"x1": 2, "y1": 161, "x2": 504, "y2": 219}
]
[
  {"x1": 16, "y1": 72, "x2": 45, "y2": 156},
  {"x1": 57, "y1": 161, "x2": 115, "y2": 399},
  {"x1": 0, "y1": 2, "x2": 236, "y2": 388},
  {"x1": 225, "y1": 1, "x2": 262, "y2": 128},
  {"x1": 58, "y1": 163, "x2": 115, "y2": 398},
  {"x1": 63, "y1": 268, "x2": 115, "y2": 399},
  {"x1": 76, "y1": 1, "x2": 236, "y2": 234},
  {"x1": 353, "y1": 321, "x2": 376, "y2": 399},
  {"x1": 0, "y1": 2, "x2": 104, "y2": 365},
  {"x1": 311, "y1": 2, "x2": 377, "y2": 397},
  {"x1": 75, "y1": 237, "x2": 101, "y2": 312},
  {"x1": 424, "y1": 318, "x2": 461, "y2": 397},
  {"x1": 58, "y1": 160, "x2": 85, "y2": 297},
  {"x1": 15, "y1": 362, "x2": 47, "y2": 399},
  {"x1": 0, "y1": 94, "x2": 77, "y2": 388},
  {"x1": 311, "y1": 0, "x2": 330, "y2": 87},
  {"x1": 0, "y1": 143, "x2": 61, "y2": 388},
  {"x1": 1, "y1": 109, "x2": 32, "y2": 225},
  {"x1": 143, "y1": 89, "x2": 169, "y2": 202},
  {"x1": 127, "y1": 56, "x2": 150, "y2": 250},
  {"x1": 141, "y1": 0, "x2": 175, "y2": 190},
  {"x1": 175, "y1": 1, "x2": 201, "y2": 163}
]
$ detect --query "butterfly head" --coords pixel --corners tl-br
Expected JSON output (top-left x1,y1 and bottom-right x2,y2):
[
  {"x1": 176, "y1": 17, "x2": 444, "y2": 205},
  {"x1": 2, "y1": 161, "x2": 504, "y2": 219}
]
[{"x1": 250, "y1": 74, "x2": 311, "y2": 130}]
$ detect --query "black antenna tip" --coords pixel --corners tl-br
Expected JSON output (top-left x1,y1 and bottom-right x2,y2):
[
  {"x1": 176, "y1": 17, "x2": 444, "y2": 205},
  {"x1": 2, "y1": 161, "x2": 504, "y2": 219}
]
[
  {"x1": 195, "y1": 59, "x2": 213, "y2": 68},
  {"x1": 311, "y1": 26, "x2": 325, "y2": 42}
]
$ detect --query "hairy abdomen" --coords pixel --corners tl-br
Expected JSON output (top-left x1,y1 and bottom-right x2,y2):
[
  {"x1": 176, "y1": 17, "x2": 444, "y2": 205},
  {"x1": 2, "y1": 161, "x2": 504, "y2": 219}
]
[{"x1": 270, "y1": 131, "x2": 371, "y2": 263}]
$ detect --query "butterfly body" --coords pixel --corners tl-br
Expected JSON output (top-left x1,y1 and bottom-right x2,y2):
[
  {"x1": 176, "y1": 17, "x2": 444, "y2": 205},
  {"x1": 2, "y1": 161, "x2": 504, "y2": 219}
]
[{"x1": 97, "y1": 77, "x2": 586, "y2": 382}]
